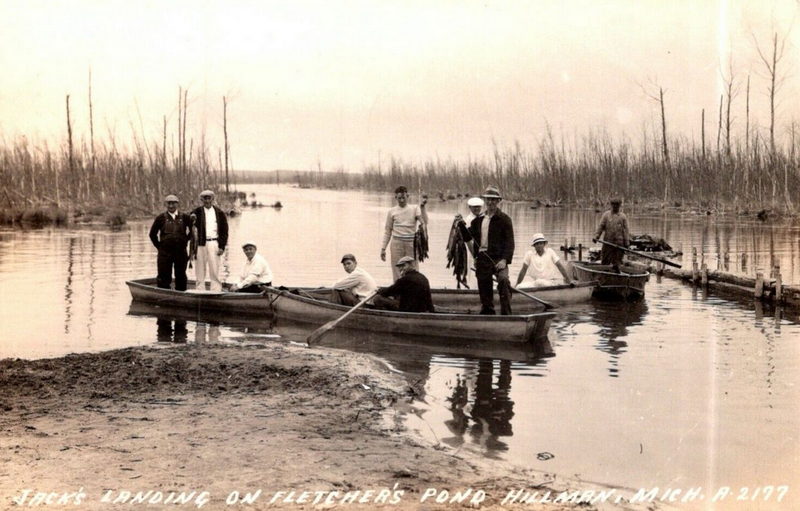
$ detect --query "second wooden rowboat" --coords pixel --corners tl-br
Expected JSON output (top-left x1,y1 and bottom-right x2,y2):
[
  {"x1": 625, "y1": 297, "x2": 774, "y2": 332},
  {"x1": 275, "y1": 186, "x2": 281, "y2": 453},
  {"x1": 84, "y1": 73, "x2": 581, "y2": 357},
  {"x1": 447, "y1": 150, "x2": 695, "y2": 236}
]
[{"x1": 569, "y1": 262, "x2": 650, "y2": 300}]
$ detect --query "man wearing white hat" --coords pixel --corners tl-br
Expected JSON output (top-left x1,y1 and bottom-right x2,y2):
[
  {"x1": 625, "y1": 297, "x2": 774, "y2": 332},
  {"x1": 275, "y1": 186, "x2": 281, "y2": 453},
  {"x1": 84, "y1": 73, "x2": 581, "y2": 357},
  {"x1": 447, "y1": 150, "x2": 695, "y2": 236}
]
[
  {"x1": 516, "y1": 233, "x2": 573, "y2": 288},
  {"x1": 191, "y1": 190, "x2": 229, "y2": 291},
  {"x1": 229, "y1": 241, "x2": 273, "y2": 292},
  {"x1": 465, "y1": 196, "x2": 484, "y2": 224},
  {"x1": 455, "y1": 186, "x2": 515, "y2": 315},
  {"x1": 149, "y1": 194, "x2": 193, "y2": 291}
]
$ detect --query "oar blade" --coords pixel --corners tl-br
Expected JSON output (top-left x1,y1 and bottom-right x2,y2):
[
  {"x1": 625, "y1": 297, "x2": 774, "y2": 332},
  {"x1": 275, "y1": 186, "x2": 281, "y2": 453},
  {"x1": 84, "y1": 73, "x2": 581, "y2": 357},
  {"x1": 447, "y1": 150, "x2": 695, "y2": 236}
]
[{"x1": 307, "y1": 320, "x2": 335, "y2": 345}]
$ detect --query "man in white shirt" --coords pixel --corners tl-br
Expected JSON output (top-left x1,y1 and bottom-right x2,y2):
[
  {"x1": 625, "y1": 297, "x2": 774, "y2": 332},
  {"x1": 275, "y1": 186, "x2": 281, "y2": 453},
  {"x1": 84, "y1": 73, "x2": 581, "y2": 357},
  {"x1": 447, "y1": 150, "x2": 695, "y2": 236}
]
[
  {"x1": 229, "y1": 241, "x2": 273, "y2": 293},
  {"x1": 380, "y1": 186, "x2": 428, "y2": 281},
  {"x1": 516, "y1": 233, "x2": 573, "y2": 288},
  {"x1": 331, "y1": 253, "x2": 378, "y2": 305},
  {"x1": 191, "y1": 190, "x2": 229, "y2": 291}
]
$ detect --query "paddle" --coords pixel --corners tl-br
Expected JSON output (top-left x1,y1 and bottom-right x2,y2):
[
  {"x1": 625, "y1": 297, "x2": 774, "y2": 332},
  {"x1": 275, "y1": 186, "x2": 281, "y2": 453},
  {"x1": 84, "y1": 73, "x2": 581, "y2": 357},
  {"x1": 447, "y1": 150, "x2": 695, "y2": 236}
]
[
  {"x1": 306, "y1": 290, "x2": 379, "y2": 345},
  {"x1": 595, "y1": 239, "x2": 682, "y2": 268},
  {"x1": 510, "y1": 285, "x2": 556, "y2": 310}
]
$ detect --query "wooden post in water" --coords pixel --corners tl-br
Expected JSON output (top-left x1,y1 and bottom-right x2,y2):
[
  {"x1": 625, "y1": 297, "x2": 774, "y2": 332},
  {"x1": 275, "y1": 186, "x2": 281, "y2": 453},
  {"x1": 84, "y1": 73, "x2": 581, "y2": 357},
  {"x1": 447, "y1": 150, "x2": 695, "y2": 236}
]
[
  {"x1": 701, "y1": 263, "x2": 708, "y2": 287},
  {"x1": 692, "y1": 248, "x2": 698, "y2": 282},
  {"x1": 755, "y1": 272, "x2": 764, "y2": 299},
  {"x1": 741, "y1": 252, "x2": 747, "y2": 272},
  {"x1": 775, "y1": 263, "x2": 783, "y2": 302},
  {"x1": 578, "y1": 243, "x2": 583, "y2": 261}
]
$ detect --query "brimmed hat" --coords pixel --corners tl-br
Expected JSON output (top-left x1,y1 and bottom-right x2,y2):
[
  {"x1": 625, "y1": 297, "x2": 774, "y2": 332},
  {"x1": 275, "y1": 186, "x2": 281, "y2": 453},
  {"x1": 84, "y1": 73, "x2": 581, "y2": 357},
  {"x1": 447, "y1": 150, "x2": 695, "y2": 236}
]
[
  {"x1": 531, "y1": 233, "x2": 547, "y2": 245},
  {"x1": 481, "y1": 186, "x2": 502, "y2": 199},
  {"x1": 395, "y1": 256, "x2": 415, "y2": 266},
  {"x1": 164, "y1": 194, "x2": 179, "y2": 203},
  {"x1": 340, "y1": 253, "x2": 357, "y2": 263},
  {"x1": 610, "y1": 197, "x2": 622, "y2": 204},
  {"x1": 200, "y1": 190, "x2": 215, "y2": 198},
  {"x1": 241, "y1": 241, "x2": 257, "y2": 249},
  {"x1": 467, "y1": 197, "x2": 484, "y2": 207}
]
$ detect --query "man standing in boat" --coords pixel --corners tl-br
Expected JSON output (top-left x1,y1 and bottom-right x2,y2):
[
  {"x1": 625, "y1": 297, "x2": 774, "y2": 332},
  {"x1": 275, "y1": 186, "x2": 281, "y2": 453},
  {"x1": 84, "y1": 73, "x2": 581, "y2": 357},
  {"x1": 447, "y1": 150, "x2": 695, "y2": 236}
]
[
  {"x1": 456, "y1": 186, "x2": 515, "y2": 315},
  {"x1": 330, "y1": 253, "x2": 378, "y2": 306},
  {"x1": 373, "y1": 256, "x2": 435, "y2": 313},
  {"x1": 380, "y1": 186, "x2": 428, "y2": 281},
  {"x1": 191, "y1": 190, "x2": 229, "y2": 291},
  {"x1": 149, "y1": 194, "x2": 193, "y2": 291},
  {"x1": 593, "y1": 197, "x2": 630, "y2": 270}
]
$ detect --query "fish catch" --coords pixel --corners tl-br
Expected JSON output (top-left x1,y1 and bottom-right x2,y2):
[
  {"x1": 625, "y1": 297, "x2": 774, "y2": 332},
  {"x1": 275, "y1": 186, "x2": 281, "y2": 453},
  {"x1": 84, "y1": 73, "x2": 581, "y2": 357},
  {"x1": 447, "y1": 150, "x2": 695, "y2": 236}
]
[{"x1": 446, "y1": 219, "x2": 470, "y2": 288}]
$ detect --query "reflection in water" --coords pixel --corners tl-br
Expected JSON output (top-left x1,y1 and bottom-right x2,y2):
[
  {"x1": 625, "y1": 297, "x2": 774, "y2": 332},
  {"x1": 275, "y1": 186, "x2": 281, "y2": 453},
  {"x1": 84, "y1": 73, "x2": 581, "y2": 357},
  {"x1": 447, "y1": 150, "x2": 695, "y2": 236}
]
[
  {"x1": 443, "y1": 360, "x2": 515, "y2": 458},
  {"x1": 588, "y1": 300, "x2": 648, "y2": 377},
  {"x1": 157, "y1": 317, "x2": 188, "y2": 343},
  {"x1": 64, "y1": 236, "x2": 75, "y2": 334}
]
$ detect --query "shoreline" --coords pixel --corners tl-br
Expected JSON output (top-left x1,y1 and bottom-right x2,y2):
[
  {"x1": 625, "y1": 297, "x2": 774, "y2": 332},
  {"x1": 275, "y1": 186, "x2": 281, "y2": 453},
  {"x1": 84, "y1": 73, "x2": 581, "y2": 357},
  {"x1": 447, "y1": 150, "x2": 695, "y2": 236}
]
[{"x1": 0, "y1": 343, "x2": 647, "y2": 510}]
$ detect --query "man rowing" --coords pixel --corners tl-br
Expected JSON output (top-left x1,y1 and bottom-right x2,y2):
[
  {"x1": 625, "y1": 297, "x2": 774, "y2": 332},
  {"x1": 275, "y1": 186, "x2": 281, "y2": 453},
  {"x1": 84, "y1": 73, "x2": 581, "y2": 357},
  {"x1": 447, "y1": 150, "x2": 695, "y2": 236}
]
[
  {"x1": 455, "y1": 186, "x2": 515, "y2": 315},
  {"x1": 516, "y1": 233, "x2": 573, "y2": 288},
  {"x1": 380, "y1": 186, "x2": 428, "y2": 281},
  {"x1": 373, "y1": 256, "x2": 435, "y2": 313},
  {"x1": 330, "y1": 253, "x2": 378, "y2": 306}
]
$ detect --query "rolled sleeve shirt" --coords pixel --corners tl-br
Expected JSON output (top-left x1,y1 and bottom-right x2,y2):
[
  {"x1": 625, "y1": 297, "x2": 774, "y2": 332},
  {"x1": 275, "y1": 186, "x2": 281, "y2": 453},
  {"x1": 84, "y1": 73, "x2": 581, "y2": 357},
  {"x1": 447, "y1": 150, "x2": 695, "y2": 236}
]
[
  {"x1": 236, "y1": 253, "x2": 273, "y2": 288},
  {"x1": 332, "y1": 267, "x2": 378, "y2": 300}
]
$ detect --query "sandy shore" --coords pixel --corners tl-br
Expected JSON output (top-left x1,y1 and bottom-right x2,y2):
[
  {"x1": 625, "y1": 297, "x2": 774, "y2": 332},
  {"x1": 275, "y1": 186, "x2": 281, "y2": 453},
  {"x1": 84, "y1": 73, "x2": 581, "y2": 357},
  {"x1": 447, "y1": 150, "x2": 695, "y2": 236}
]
[{"x1": 0, "y1": 343, "x2": 645, "y2": 510}]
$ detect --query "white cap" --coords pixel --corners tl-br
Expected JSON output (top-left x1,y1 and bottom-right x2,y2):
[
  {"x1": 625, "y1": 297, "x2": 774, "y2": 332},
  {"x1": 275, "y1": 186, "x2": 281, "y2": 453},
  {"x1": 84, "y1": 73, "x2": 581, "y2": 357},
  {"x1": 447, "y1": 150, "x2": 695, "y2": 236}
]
[
  {"x1": 531, "y1": 233, "x2": 547, "y2": 245},
  {"x1": 241, "y1": 241, "x2": 257, "y2": 249},
  {"x1": 467, "y1": 197, "x2": 484, "y2": 207}
]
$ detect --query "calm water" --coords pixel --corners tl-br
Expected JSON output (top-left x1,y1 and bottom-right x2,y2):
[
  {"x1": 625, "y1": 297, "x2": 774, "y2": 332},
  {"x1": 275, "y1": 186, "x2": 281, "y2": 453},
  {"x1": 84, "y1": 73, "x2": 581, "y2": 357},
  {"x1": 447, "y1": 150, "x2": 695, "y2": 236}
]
[{"x1": 1, "y1": 184, "x2": 799, "y2": 506}]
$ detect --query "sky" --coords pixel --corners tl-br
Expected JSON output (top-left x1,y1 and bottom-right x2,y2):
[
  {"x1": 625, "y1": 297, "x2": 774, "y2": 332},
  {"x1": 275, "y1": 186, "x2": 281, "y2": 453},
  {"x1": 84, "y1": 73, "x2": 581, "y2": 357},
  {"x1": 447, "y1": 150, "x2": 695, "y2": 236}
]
[{"x1": 1, "y1": 0, "x2": 799, "y2": 172}]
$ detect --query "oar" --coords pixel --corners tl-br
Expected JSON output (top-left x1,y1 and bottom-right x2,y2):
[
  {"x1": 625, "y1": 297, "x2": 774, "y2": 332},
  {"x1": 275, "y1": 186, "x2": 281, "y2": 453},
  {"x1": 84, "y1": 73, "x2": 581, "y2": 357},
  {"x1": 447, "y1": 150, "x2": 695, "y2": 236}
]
[
  {"x1": 596, "y1": 239, "x2": 682, "y2": 268},
  {"x1": 307, "y1": 290, "x2": 379, "y2": 345},
  {"x1": 511, "y1": 286, "x2": 556, "y2": 310}
]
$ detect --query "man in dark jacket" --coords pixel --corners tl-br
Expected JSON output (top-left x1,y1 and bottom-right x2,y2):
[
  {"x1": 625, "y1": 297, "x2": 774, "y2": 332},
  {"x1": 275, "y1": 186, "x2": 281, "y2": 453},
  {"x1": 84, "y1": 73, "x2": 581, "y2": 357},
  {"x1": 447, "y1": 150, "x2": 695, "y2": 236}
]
[
  {"x1": 456, "y1": 186, "x2": 514, "y2": 315},
  {"x1": 149, "y1": 194, "x2": 193, "y2": 291},
  {"x1": 373, "y1": 256, "x2": 435, "y2": 313},
  {"x1": 191, "y1": 190, "x2": 229, "y2": 291}
]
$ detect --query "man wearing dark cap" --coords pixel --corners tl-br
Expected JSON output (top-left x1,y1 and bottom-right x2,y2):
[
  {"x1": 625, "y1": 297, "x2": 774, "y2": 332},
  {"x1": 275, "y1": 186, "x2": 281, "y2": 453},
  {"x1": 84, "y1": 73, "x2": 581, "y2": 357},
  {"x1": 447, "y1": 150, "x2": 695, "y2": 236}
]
[
  {"x1": 380, "y1": 185, "x2": 428, "y2": 281},
  {"x1": 191, "y1": 190, "x2": 229, "y2": 291},
  {"x1": 593, "y1": 197, "x2": 630, "y2": 270},
  {"x1": 330, "y1": 253, "x2": 378, "y2": 306},
  {"x1": 149, "y1": 194, "x2": 193, "y2": 291},
  {"x1": 456, "y1": 185, "x2": 515, "y2": 315},
  {"x1": 373, "y1": 256, "x2": 435, "y2": 313}
]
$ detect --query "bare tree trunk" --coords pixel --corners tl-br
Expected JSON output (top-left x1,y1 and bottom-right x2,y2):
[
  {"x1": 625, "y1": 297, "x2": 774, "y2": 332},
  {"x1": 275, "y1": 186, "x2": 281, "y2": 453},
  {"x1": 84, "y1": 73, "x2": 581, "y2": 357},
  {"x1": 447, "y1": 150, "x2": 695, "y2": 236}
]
[
  {"x1": 701, "y1": 109, "x2": 706, "y2": 160},
  {"x1": 659, "y1": 88, "x2": 669, "y2": 165},
  {"x1": 716, "y1": 94, "x2": 723, "y2": 157},
  {"x1": 745, "y1": 74, "x2": 750, "y2": 154},
  {"x1": 66, "y1": 94, "x2": 74, "y2": 201},
  {"x1": 223, "y1": 96, "x2": 230, "y2": 193}
]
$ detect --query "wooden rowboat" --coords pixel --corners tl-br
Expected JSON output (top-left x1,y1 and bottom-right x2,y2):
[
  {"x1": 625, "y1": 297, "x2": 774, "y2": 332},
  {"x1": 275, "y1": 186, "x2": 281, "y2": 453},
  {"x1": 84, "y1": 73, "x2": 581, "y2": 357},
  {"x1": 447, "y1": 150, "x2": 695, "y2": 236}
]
[
  {"x1": 126, "y1": 278, "x2": 272, "y2": 315},
  {"x1": 430, "y1": 281, "x2": 595, "y2": 313},
  {"x1": 569, "y1": 262, "x2": 650, "y2": 300},
  {"x1": 266, "y1": 287, "x2": 556, "y2": 354}
]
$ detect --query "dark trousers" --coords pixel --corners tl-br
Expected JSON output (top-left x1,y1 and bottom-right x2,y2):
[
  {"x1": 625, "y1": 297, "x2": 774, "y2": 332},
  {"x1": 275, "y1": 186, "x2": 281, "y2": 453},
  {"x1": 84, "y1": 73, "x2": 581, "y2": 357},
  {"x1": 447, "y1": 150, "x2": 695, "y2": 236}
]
[
  {"x1": 157, "y1": 249, "x2": 188, "y2": 291},
  {"x1": 330, "y1": 289, "x2": 359, "y2": 306},
  {"x1": 372, "y1": 295, "x2": 400, "y2": 311},
  {"x1": 476, "y1": 253, "x2": 512, "y2": 315},
  {"x1": 600, "y1": 245, "x2": 624, "y2": 267},
  {"x1": 236, "y1": 283, "x2": 270, "y2": 293}
]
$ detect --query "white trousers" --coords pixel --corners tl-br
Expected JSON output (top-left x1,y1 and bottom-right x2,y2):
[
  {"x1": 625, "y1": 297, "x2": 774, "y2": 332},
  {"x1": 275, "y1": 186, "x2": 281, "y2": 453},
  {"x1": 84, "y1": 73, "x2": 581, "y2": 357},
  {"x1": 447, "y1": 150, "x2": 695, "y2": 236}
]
[{"x1": 195, "y1": 241, "x2": 222, "y2": 291}]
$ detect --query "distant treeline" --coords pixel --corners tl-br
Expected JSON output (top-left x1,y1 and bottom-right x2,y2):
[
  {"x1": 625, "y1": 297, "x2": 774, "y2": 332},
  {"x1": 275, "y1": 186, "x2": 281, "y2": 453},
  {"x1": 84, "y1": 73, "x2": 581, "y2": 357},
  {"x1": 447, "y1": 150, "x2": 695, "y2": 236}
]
[{"x1": 239, "y1": 134, "x2": 799, "y2": 214}]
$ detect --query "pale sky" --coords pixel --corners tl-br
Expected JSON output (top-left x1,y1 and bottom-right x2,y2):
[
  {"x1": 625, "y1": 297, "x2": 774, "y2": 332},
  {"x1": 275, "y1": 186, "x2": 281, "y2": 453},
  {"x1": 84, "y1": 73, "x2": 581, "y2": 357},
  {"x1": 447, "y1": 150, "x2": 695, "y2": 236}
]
[{"x1": 1, "y1": 0, "x2": 798, "y2": 171}]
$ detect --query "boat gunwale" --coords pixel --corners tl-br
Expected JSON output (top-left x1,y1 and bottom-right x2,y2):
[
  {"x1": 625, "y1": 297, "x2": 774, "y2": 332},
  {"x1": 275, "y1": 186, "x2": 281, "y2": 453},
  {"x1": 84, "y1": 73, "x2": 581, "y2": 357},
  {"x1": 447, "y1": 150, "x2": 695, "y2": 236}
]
[
  {"x1": 267, "y1": 287, "x2": 556, "y2": 323},
  {"x1": 571, "y1": 262, "x2": 650, "y2": 279}
]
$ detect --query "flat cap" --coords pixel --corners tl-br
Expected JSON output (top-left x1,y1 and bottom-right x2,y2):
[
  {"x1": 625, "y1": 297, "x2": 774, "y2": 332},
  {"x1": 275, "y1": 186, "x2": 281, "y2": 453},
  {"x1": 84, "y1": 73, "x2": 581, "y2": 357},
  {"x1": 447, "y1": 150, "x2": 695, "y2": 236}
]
[
  {"x1": 340, "y1": 253, "x2": 357, "y2": 263},
  {"x1": 467, "y1": 197, "x2": 484, "y2": 207},
  {"x1": 241, "y1": 241, "x2": 257, "y2": 249},
  {"x1": 164, "y1": 194, "x2": 179, "y2": 202},
  {"x1": 199, "y1": 190, "x2": 215, "y2": 198},
  {"x1": 395, "y1": 256, "x2": 415, "y2": 266}
]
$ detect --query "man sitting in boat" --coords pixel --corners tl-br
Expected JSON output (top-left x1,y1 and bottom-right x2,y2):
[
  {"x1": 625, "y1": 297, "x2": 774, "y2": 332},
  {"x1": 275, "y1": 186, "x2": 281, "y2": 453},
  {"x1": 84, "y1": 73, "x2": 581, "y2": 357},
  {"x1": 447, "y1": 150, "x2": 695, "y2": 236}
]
[
  {"x1": 515, "y1": 233, "x2": 573, "y2": 288},
  {"x1": 592, "y1": 197, "x2": 630, "y2": 271},
  {"x1": 228, "y1": 241, "x2": 273, "y2": 293},
  {"x1": 373, "y1": 256, "x2": 435, "y2": 313},
  {"x1": 330, "y1": 253, "x2": 378, "y2": 306}
]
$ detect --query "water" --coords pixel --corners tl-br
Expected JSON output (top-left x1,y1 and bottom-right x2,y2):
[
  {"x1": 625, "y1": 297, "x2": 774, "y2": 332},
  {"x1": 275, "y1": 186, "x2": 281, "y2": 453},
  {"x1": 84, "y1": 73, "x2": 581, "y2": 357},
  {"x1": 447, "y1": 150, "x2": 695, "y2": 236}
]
[{"x1": 1, "y1": 184, "x2": 799, "y2": 504}]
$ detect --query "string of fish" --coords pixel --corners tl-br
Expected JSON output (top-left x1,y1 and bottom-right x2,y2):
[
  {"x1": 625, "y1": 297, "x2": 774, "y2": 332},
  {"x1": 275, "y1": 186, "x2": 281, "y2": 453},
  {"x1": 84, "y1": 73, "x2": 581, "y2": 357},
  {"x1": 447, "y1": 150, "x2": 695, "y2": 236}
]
[{"x1": 445, "y1": 219, "x2": 470, "y2": 289}]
